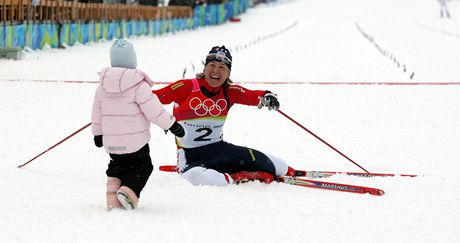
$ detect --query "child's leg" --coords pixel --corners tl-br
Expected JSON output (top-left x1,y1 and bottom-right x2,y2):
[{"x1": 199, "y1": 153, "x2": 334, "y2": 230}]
[
  {"x1": 106, "y1": 177, "x2": 122, "y2": 210},
  {"x1": 120, "y1": 144, "x2": 153, "y2": 198},
  {"x1": 117, "y1": 148, "x2": 151, "y2": 210},
  {"x1": 108, "y1": 144, "x2": 153, "y2": 209},
  {"x1": 106, "y1": 157, "x2": 127, "y2": 210}
]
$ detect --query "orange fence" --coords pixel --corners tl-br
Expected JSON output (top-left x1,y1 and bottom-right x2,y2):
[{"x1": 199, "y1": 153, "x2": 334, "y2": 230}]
[{"x1": 0, "y1": 0, "x2": 192, "y2": 23}]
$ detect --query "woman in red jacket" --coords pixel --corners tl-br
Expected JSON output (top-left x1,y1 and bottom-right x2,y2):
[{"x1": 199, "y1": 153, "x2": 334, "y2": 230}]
[{"x1": 154, "y1": 46, "x2": 296, "y2": 186}]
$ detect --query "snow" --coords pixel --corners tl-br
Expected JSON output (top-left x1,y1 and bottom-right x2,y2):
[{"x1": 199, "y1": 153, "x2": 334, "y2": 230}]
[{"x1": 1, "y1": 0, "x2": 459, "y2": 242}]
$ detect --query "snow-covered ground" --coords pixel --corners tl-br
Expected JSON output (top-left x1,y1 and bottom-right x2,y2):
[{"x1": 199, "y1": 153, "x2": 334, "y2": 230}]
[{"x1": 1, "y1": 0, "x2": 459, "y2": 242}]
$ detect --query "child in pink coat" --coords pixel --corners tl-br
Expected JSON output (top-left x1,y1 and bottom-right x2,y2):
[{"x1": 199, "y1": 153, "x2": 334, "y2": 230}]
[{"x1": 91, "y1": 39, "x2": 184, "y2": 210}]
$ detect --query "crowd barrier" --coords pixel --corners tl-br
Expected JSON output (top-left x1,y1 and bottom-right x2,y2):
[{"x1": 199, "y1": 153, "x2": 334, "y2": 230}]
[
  {"x1": 0, "y1": 0, "x2": 250, "y2": 50},
  {"x1": 1, "y1": 0, "x2": 192, "y2": 22}
]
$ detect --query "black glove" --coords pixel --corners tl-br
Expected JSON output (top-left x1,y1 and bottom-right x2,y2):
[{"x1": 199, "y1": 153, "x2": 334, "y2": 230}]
[
  {"x1": 258, "y1": 92, "x2": 280, "y2": 110},
  {"x1": 94, "y1": 135, "x2": 103, "y2": 148},
  {"x1": 168, "y1": 122, "x2": 185, "y2": 138}
]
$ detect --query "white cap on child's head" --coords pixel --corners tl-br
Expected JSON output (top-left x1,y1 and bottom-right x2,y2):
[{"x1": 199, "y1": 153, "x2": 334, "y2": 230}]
[{"x1": 110, "y1": 39, "x2": 137, "y2": 69}]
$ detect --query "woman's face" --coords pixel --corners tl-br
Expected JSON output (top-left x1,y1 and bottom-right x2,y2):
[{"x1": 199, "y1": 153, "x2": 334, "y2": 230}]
[{"x1": 204, "y1": 61, "x2": 230, "y2": 88}]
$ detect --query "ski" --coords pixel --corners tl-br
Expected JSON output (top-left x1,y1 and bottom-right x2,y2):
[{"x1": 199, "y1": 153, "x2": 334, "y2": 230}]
[
  {"x1": 159, "y1": 165, "x2": 417, "y2": 178},
  {"x1": 294, "y1": 170, "x2": 417, "y2": 178},
  {"x1": 277, "y1": 176, "x2": 385, "y2": 196},
  {"x1": 159, "y1": 165, "x2": 385, "y2": 196}
]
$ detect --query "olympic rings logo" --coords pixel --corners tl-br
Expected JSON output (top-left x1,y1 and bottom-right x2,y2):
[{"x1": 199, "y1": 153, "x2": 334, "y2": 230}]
[{"x1": 189, "y1": 97, "x2": 227, "y2": 117}]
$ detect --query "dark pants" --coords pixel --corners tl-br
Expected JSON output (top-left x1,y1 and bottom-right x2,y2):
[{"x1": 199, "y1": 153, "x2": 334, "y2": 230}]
[
  {"x1": 183, "y1": 141, "x2": 276, "y2": 174},
  {"x1": 106, "y1": 144, "x2": 153, "y2": 198}
]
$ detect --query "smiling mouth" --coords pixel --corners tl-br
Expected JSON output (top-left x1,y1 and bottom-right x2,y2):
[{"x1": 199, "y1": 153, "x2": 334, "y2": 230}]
[{"x1": 210, "y1": 75, "x2": 220, "y2": 81}]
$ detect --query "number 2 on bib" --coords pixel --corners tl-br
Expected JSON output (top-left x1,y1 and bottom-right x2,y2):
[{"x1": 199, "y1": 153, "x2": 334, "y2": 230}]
[{"x1": 193, "y1": 128, "x2": 213, "y2": 141}]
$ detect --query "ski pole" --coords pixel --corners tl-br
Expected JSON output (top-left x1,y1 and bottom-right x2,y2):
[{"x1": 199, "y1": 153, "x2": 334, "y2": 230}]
[
  {"x1": 277, "y1": 110, "x2": 370, "y2": 173},
  {"x1": 17, "y1": 122, "x2": 92, "y2": 168}
]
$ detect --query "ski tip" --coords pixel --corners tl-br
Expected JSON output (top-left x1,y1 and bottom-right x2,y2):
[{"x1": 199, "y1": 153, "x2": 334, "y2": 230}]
[
  {"x1": 159, "y1": 165, "x2": 178, "y2": 172},
  {"x1": 401, "y1": 174, "x2": 418, "y2": 177},
  {"x1": 369, "y1": 189, "x2": 385, "y2": 196}
]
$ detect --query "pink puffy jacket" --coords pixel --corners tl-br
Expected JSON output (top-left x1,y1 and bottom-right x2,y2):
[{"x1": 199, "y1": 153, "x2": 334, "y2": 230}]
[{"x1": 91, "y1": 67, "x2": 175, "y2": 154}]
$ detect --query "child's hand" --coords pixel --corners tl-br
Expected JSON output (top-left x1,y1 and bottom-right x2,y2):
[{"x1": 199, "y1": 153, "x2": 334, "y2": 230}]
[
  {"x1": 94, "y1": 135, "x2": 103, "y2": 147},
  {"x1": 168, "y1": 122, "x2": 185, "y2": 138}
]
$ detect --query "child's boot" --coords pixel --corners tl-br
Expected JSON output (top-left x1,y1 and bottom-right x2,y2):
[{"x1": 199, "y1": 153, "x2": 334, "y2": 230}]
[
  {"x1": 117, "y1": 186, "x2": 139, "y2": 210},
  {"x1": 106, "y1": 177, "x2": 122, "y2": 210}
]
